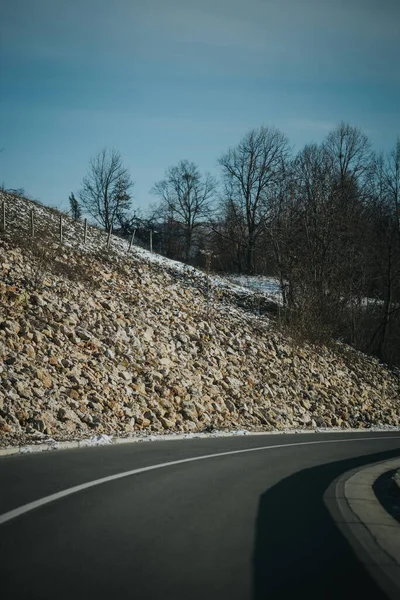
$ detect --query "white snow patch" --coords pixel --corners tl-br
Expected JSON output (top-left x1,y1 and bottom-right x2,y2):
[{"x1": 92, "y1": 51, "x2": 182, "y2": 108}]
[
  {"x1": 2, "y1": 426, "x2": 400, "y2": 458},
  {"x1": 0, "y1": 191, "x2": 282, "y2": 308},
  {"x1": 225, "y1": 275, "x2": 282, "y2": 299},
  {"x1": 82, "y1": 434, "x2": 113, "y2": 447}
]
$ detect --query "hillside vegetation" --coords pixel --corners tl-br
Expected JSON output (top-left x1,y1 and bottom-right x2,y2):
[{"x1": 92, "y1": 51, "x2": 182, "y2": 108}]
[{"x1": 0, "y1": 192, "x2": 399, "y2": 447}]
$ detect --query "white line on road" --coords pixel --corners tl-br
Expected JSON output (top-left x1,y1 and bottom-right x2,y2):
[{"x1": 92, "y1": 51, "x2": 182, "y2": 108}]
[{"x1": 1, "y1": 435, "x2": 399, "y2": 526}]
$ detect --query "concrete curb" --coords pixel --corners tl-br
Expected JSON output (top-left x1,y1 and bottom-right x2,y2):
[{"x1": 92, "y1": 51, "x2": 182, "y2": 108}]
[
  {"x1": 1, "y1": 427, "x2": 400, "y2": 459},
  {"x1": 393, "y1": 468, "x2": 400, "y2": 493},
  {"x1": 325, "y1": 457, "x2": 400, "y2": 600}
]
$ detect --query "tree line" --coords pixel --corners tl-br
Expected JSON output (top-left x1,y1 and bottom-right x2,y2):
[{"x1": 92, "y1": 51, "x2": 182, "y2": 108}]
[{"x1": 71, "y1": 123, "x2": 400, "y2": 367}]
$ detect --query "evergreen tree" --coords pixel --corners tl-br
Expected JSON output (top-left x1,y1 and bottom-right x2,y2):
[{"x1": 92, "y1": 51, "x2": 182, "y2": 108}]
[{"x1": 69, "y1": 192, "x2": 81, "y2": 221}]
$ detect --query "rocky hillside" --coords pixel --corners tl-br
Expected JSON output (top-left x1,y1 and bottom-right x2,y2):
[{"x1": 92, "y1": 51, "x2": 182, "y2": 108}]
[{"x1": 0, "y1": 192, "x2": 399, "y2": 447}]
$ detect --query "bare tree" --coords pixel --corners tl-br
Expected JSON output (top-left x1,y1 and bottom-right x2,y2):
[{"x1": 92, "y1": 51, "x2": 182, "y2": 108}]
[
  {"x1": 323, "y1": 121, "x2": 372, "y2": 183},
  {"x1": 79, "y1": 148, "x2": 133, "y2": 231},
  {"x1": 265, "y1": 135, "x2": 370, "y2": 342},
  {"x1": 218, "y1": 126, "x2": 290, "y2": 274},
  {"x1": 385, "y1": 137, "x2": 400, "y2": 241},
  {"x1": 366, "y1": 142, "x2": 400, "y2": 360},
  {"x1": 151, "y1": 160, "x2": 216, "y2": 262}
]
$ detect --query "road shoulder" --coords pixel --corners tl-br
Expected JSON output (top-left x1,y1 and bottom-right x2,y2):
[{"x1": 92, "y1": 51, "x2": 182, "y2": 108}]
[{"x1": 325, "y1": 457, "x2": 400, "y2": 600}]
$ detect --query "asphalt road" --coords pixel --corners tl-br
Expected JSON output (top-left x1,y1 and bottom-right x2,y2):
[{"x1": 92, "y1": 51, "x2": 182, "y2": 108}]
[{"x1": 1, "y1": 432, "x2": 400, "y2": 600}]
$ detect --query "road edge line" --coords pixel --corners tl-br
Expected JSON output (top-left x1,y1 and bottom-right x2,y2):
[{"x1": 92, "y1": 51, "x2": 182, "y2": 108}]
[{"x1": 1, "y1": 435, "x2": 399, "y2": 527}]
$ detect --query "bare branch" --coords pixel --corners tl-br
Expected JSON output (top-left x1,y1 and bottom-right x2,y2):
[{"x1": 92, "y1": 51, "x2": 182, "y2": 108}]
[{"x1": 78, "y1": 148, "x2": 134, "y2": 231}]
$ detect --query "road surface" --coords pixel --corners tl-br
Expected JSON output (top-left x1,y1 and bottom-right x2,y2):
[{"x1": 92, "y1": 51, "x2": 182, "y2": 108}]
[{"x1": 1, "y1": 431, "x2": 400, "y2": 599}]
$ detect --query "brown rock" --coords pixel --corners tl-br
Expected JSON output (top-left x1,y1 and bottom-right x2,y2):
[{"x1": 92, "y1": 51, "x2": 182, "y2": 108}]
[
  {"x1": 136, "y1": 416, "x2": 151, "y2": 427},
  {"x1": 159, "y1": 416, "x2": 175, "y2": 429}
]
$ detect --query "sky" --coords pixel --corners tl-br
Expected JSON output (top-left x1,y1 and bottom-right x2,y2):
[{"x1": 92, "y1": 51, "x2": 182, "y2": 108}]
[{"x1": 1, "y1": 0, "x2": 399, "y2": 213}]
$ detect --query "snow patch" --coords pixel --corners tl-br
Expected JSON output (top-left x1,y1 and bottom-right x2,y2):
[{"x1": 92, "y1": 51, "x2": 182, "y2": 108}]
[
  {"x1": 82, "y1": 434, "x2": 113, "y2": 447},
  {"x1": 0, "y1": 191, "x2": 282, "y2": 308}
]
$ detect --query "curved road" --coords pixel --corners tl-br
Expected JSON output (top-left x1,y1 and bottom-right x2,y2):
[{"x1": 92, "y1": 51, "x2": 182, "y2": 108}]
[{"x1": 1, "y1": 432, "x2": 400, "y2": 599}]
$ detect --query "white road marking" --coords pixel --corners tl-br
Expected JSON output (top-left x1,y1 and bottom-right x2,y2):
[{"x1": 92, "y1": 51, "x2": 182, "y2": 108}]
[{"x1": 1, "y1": 435, "x2": 399, "y2": 526}]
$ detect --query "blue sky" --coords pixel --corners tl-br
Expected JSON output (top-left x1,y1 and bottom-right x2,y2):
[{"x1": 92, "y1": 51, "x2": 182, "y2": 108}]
[{"x1": 1, "y1": 0, "x2": 399, "y2": 213}]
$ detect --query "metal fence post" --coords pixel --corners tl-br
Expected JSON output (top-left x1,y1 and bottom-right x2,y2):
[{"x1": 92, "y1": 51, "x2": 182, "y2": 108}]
[
  {"x1": 30, "y1": 209, "x2": 35, "y2": 237},
  {"x1": 1, "y1": 200, "x2": 5, "y2": 232},
  {"x1": 128, "y1": 229, "x2": 136, "y2": 253}
]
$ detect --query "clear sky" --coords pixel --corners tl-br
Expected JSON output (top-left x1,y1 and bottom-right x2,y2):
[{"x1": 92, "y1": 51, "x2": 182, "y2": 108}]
[{"x1": 1, "y1": 0, "x2": 399, "y2": 213}]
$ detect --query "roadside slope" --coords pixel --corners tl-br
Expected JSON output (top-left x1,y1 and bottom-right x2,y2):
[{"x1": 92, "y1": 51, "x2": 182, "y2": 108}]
[{"x1": 0, "y1": 192, "x2": 399, "y2": 447}]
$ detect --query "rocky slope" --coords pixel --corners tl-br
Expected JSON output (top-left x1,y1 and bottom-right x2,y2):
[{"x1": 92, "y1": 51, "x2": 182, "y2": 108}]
[{"x1": 0, "y1": 192, "x2": 399, "y2": 447}]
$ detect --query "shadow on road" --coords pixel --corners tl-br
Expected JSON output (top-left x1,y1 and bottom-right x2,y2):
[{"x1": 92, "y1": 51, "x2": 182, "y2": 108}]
[{"x1": 252, "y1": 447, "x2": 400, "y2": 600}]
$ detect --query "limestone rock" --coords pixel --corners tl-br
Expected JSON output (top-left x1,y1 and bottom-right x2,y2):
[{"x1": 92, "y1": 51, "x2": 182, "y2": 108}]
[{"x1": 0, "y1": 202, "x2": 399, "y2": 448}]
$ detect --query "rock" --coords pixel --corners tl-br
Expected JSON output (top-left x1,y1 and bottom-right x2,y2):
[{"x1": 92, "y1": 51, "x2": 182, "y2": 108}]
[
  {"x1": 159, "y1": 416, "x2": 175, "y2": 429},
  {"x1": 120, "y1": 371, "x2": 132, "y2": 382},
  {"x1": 181, "y1": 401, "x2": 198, "y2": 421},
  {"x1": 105, "y1": 348, "x2": 115, "y2": 360},
  {"x1": 33, "y1": 332, "x2": 43, "y2": 344},
  {"x1": 0, "y1": 213, "x2": 399, "y2": 448},
  {"x1": 30, "y1": 294, "x2": 45, "y2": 307},
  {"x1": 57, "y1": 407, "x2": 81, "y2": 424},
  {"x1": 15, "y1": 410, "x2": 29, "y2": 422},
  {"x1": 5, "y1": 356, "x2": 17, "y2": 365},
  {"x1": 61, "y1": 358, "x2": 73, "y2": 368},
  {"x1": 299, "y1": 413, "x2": 312, "y2": 425},
  {"x1": 15, "y1": 381, "x2": 30, "y2": 399},
  {"x1": 36, "y1": 370, "x2": 53, "y2": 389},
  {"x1": 225, "y1": 399, "x2": 237, "y2": 412},
  {"x1": 75, "y1": 327, "x2": 92, "y2": 341},
  {"x1": 3, "y1": 320, "x2": 20, "y2": 334},
  {"x1": 22, "y1": 344, "x2": 36, "y2": 358},
  {"x1": 225, "y1": 376, "x2": 242, "y2": 388},
  {"x1": 136, "y1": 416, "x2": 151, "y2": 427},
  {"x1": 159, "y1": 357, "x2": 174, "y2": 369},
  {"x1": 143, "y1": 327, "x2": 154, "y2": 342},
  {"x1": 0, "y1": 418, "x2": 12, "y2": 433}
]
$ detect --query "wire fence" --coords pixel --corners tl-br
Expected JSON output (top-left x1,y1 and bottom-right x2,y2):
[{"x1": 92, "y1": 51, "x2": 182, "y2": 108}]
[{"x1": 0, "y1": 192, "x2": 154, "y2": 256}]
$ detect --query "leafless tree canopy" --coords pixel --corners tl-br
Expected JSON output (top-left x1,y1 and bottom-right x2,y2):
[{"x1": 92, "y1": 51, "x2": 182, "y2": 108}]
[
  {"x1": 218, "y1": 126, "x2": 290, "y2": 274},
  {"x1": 385, "y1": 137, "x2": 400, "y2": 239},
  {"x1": 323, "y1": 121, "x2": 372, "y2": 182},
  {"x1": 206, "y1": 123, "x2": 399, "y2": 365},
  {"x1": 79, "y1": 148, "x2": 133, "y2": 231},
  {"x1": 151, "y1": 159, "x2": 216, "y2": 261}
]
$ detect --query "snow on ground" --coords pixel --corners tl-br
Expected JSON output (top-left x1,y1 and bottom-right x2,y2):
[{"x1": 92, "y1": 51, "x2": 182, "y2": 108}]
[
  {"x1": 1, "y1": 192, "x2": 398, "y2": 457},
  {"x1": 3, "y1": 425, "x2": 400, "y2": 457},
  {"x1": 1, "y1": 191, "x2": 282, "y2": 305},
  {"x1": 3, "y1": 191, "x2": 389, "y2": 310},
  {"x1": 225, "y1": 275, "x2": 282, "y2": 300},
  {"x1": 81, "y1": 434, "x2": 113, "y2": 447}
]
